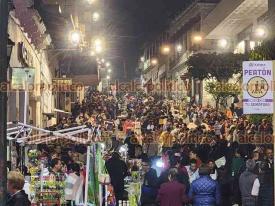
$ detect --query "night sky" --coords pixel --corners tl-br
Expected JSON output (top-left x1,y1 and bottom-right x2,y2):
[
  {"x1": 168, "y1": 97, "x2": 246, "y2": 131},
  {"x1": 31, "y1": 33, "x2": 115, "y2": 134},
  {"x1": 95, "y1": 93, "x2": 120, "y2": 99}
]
[
  {"x1": 37, "y1": 0, "x2": 192, "y2": 78},
  {"x1": 106, "y1": 0, "x2": 192, "y2": 80}
]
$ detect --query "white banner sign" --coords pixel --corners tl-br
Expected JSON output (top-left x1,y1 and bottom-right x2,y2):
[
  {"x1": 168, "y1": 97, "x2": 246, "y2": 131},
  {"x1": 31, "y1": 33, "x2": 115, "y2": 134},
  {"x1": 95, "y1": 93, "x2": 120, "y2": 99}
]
[{"x1": 243, "y1": 61, "x2": 274, "y2": 114}]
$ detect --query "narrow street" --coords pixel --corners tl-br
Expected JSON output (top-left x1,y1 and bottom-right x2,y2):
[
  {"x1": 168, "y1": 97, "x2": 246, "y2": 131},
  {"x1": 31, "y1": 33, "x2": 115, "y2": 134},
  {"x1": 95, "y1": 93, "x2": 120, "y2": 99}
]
[{"x1": 0, "y1": 0, "x2": 274, "y2": 206}]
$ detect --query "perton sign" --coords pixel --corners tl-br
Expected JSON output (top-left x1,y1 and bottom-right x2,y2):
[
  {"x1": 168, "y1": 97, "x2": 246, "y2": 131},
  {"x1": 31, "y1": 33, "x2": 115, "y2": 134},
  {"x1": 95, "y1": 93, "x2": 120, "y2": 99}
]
[
  {"x1": 244, "y1": 69, "x2": 271, "y2": 76},
  {"x1": 243, "y1": 61, "x2": 274, "y2": 114}
]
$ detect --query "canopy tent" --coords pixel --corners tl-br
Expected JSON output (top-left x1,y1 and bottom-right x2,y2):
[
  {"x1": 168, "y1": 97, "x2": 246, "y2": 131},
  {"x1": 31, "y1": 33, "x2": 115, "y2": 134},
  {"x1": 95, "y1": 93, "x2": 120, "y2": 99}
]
[{"x1": 7, "y1": 121, "x2": 94, "y2": 145}]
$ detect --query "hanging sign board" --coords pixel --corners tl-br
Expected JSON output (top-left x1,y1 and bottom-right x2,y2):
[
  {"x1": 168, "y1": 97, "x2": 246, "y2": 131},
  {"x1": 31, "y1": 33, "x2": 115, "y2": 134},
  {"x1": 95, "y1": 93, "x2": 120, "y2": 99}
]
[
  {"x1": 11, "y1": 67, "x2": 35, "y2": 90},
  {"x1": 243, "y1": 61, "x2": 274, "y2": 114}
]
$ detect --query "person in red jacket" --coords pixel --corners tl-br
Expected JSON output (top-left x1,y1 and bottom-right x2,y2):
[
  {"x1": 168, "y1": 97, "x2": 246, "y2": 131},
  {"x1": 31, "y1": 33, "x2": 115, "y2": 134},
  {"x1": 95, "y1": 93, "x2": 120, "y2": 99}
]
[{"x1": 157, "y1": 168, "x2": 189, "y2": 206}]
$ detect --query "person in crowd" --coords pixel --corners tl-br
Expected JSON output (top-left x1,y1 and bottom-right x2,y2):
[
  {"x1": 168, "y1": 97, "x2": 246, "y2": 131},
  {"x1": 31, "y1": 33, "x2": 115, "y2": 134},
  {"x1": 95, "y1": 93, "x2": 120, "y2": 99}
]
[
  {"x1": 231, "y1": 148, "x2": 245, "y2": 205},
  {"x1": 213, "y1": 121, "x2": 222, "y2": 138},
  {"x1": 172, "y1": 159, "x2": 190, "y2": 194},
  {"x1": 257, "y1": 148, "x2": 274, "y2": 206},
  {"x1": 109, "y1": 135, "x2": 122, "y2": 152},
  {"x1": 49, "y1": 158, "x2": 65, "y2": 181},
  {"x1": 124, "y1": 131, "x2": 137, "y2": 158},
  {"x1": 185, "y1": 159, "x2": 199, "y2": 183},
  {"x1": 62, "y1": 149, "x2": 74, "y2": 166},
  {"x1": 6, "y1": 171, "x2": 31, "y2": 206},
  {"x1": 157, "y1": 168, "x2": 189, "y2": 206},
  {"x1": 188, "y1": 164, "x2": 220, "y2": 206},
  {"x1": 189, "y1": 149, "x2": 202, "y2": 168},
  {"x1": 65, "y1": 163, "x2": 84, "y2": 206},
  {"x1": 208, "y1": 159, "x2": 218, "y2": 180},
  {"x1": 217, "y1": 166, "x2": 233, "y2": 206},
  {"x1": 160, "y1": 127, "x2": 174, "y2": 153},
  {"x1": 105, "y1": 152, "x2": 128, "y2": 204},
  {"x1": 140, "y1": 158, "x2": 158, "y2": 206},
  {"x1": 239, "y1": 159, "x2": 260, "y2": 206}
]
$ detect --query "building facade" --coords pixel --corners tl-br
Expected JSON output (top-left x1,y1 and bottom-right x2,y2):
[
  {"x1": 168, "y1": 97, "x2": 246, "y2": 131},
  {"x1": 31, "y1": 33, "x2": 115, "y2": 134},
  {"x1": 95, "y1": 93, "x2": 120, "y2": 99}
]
[
  {"x1": 140, "y1": 0, "x2": 273, "y2": 105},
  {"x1": 8, "y1": 10, "x2": 57, "y2": 128}
]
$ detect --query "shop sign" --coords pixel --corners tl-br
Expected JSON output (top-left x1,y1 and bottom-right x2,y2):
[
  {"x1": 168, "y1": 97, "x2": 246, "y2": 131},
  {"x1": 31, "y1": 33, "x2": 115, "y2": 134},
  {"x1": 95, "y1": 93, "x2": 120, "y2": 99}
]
[
  {"x1": 11, "y1": 67, "x2": 35, "y2": 90},
  {"x1": 243, "y1": 61, "x2": 274, "y2": 114},
  {"x1": 52, "y1": 78, "x2": 72, "y2": 92}
]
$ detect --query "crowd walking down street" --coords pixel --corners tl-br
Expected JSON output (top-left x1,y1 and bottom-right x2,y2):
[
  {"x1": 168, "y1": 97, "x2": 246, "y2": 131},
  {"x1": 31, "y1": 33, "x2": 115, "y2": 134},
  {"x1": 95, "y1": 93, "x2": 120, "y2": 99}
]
[
  {"x1": 5, "y1": 90, "x2": 274, "y2": 206},
  {"x1": 1, "y1": 0, "x2": 275, "y2": 206}
]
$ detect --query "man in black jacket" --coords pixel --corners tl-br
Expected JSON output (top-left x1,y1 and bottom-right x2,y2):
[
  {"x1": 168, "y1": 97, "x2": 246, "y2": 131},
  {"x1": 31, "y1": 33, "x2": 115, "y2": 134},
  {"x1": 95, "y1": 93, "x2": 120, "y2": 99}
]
[
  {"x1": 105, "y1": 152, "x2": 128, "y2": 204},
  {"x1": 140, "y1": 158, "x2": 158, "y2": 206},
  {"x1": 7, "y1": 171, "x2": 31, "y2": 206}
]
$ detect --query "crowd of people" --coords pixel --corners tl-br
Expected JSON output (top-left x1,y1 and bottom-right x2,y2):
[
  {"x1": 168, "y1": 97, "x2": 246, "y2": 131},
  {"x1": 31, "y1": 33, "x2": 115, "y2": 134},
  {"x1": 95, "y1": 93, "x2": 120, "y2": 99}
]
[
  {"x1": 6, "y1": 90, "x2": 274, "y2": 206},
  {"x1": 102, "y1": 92, "x2": 274, "y2": 206}
]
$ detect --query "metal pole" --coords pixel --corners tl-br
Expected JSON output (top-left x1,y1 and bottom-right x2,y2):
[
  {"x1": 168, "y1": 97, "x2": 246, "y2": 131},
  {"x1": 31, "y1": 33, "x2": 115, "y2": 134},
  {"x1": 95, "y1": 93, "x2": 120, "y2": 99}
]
[
  {"x1": 24, "y1": 70, "x2": 29, "y2": 124},
  {"x1": 0, "y1": 0, "x2": 8, "y2": 204}
]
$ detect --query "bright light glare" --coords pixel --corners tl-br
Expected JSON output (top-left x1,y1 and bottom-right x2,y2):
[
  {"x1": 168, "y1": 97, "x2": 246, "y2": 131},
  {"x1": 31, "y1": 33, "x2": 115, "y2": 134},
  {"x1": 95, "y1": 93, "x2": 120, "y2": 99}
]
[
  {"x1": 70, "y1": 30, "x2": 81, "y2": 45},
  {"x1": 156, "y1": 159, "x2": 164, "y2": 168},
  {"x1": 119, "y1": 145, "x2": 127, "y2": 153},
  {"x1": 107, "y1": 68, "x2": 112, "y2": 73},
  {"x1": 162, "y1": 45, "x2": 170, "y2": 55},
  {"x1": 94, "y1": 39, "x2": 102, "y2": 46},
  {"x1": 88, "y1": 0, "x2": 96, "y2": 4},
  {"x1": 101, "y1": 58, "x2": 105, "y2": 63},
  {"x1": 100, "y1": 143, "x2": 105, "y2": 149},
  {"x1": 151, "y1": 58, "x2": 158, "y2": 65},
  {"x1": 95, "y1": 45, "x2": 103, "y2": 53},
  {"x1": 94, "y1": 38, "x2": 104, "y2": 53},
  {"x1": 90, "y1": 50, "x2": 96, "y2": 56},
  {"x1": 193, "y1": 35, "x2": 203, "y2": 43},
  {"x1": 93, "y1": 12, "x2": 100, "y2": 21},
  {"x1": 140, "y1": 56, "x2": 145, "y2": 62},
  {"x1": 106, "y1": 62, "x2": 111, "y2": 67},
  {"x1": 255, "y1": 27, "x2": 266, "y2": 38},
  {"x1": 106, "y1": 75, "x2": 110, "y2": 80},
  {"x1": 218, "y1": 39, "x2": 228, "y2": 48},
  {"x1": 176, "y1": 44, "x2": 182, "y2": 52}
]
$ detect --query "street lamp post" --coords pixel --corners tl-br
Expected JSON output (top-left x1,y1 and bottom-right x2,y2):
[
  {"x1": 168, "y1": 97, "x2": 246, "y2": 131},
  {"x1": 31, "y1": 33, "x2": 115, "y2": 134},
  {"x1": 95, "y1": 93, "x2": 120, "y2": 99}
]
[{"x1": 0, "y1": 0, "x2": 9, "y2": 204}]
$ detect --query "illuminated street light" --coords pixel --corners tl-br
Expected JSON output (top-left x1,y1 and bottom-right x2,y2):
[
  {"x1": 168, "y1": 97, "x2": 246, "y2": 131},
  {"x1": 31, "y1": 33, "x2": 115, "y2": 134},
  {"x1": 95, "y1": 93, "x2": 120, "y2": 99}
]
[
  {"x1": 255, "y1": 26, "x2": 268, "y2": 38},
  {"x1": 161, "y1": 45, "x2": 171, "y2": 55},
  {"x1": 87, "y1": 0, "x2": 96, "y2": 4},
  {"x1": 94, "y1": 38, "x2": 104, "y2": 53},
  {"x1": 95, "y1": 45, "x2": 103, "y2": 53},
  {"x1": 90, "y1": 50, "x2": 96, "y2": 56},
  {"x1": 140, "y1": 56, "x2": 145, "y2": 62},
  {"x1": 218, "y1": 39, "x2": 228, "y2": 49},
  {"x1": 193, "y1": 35, "x2": 203, "y2": 43},
  {"x1": 106, "y1": 62, "x2": 111, "y2": 67},
  {"x1": 92, "y1": 12, "x2": 100, "y2": 22},
  {"x1": 94, "y1": 38, "x2": 102, "y2": 46},
  {"x1": 106, "y1": 75, "x2": 110, "y2": 80},
  {"x1": 70, "y1": 30, "x2": 81, "y2": 45},
  {"x1": 101, "y1": 58, "x2": 105, "y2": 63},
  {"x1": 176, "y1": 44, "x2": 182, "y2": 53},
  {"x1": 107, "y1": 68, "x2": 112, "y2": 73},
  {"x1": 151, "y1": 58, "x2": 158, "y2": 66}
]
